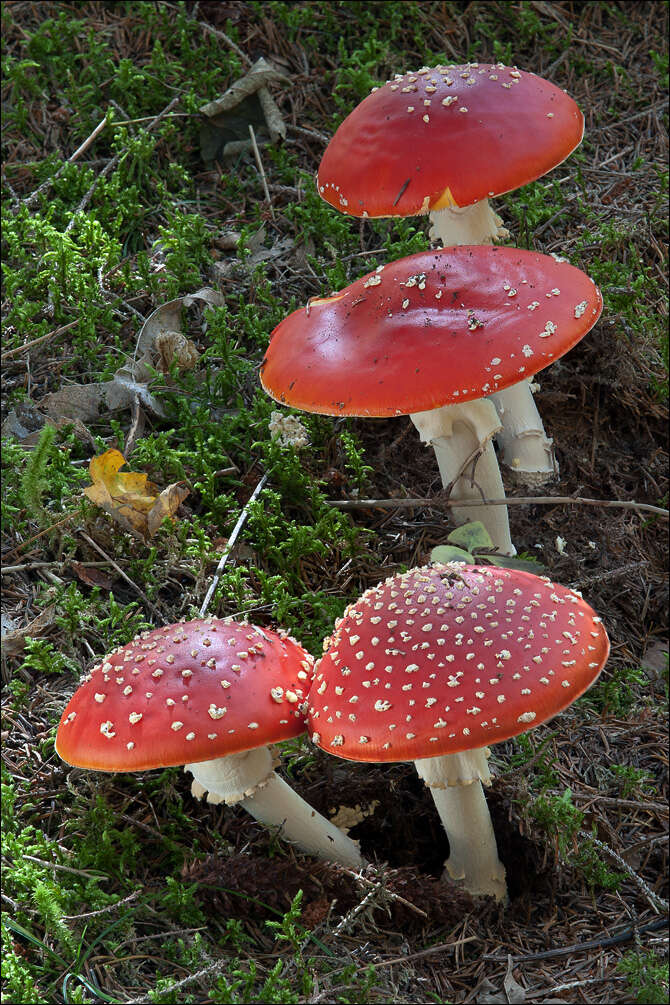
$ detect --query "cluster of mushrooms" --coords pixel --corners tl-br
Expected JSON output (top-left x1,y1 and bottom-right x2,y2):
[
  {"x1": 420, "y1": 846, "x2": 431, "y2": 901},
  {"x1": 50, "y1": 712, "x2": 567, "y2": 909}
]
[{"x1": 57, "y1": 63, "x2": 610, "y2": 905}]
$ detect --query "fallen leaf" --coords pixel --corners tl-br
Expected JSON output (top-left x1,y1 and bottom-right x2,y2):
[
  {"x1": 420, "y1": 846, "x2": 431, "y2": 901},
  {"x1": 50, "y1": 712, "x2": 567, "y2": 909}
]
[
  {"x1": 1, "y1": 607, "x2": 55, "y2": 658},
  {"x1": 199, "y1": 57, "x2": 288, "y2": 165},
  {"x1": 70, "y1": 562, "x2": 115, "y2": 590},
  {"x1": 83, "y1": 449, "x2": 188, "y2": 540}
]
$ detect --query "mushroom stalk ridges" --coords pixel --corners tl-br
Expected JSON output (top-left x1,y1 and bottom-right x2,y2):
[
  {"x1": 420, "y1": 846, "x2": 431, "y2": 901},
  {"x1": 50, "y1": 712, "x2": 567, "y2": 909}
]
[
  {"x1": 411, "y1": 399, "x2": 516, "y2": 555},
  {"x1": 188, "y1": 748, "x2": 364, "y2": 869},
  {"x1": 414, "y1": 748, "x2": 507, "y2": 902},
  {"x1": 428, "y1": 202, "x2": 558, "y2": 487},
  {"x1": 491, "y1": 382, "x2": 558, "y2": 484}
]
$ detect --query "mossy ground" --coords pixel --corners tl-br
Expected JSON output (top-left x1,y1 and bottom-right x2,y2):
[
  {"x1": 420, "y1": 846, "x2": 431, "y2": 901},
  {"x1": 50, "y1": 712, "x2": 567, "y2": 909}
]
[{"x1": 2, "y1": 3, "x2": 668, "y2": 1003}]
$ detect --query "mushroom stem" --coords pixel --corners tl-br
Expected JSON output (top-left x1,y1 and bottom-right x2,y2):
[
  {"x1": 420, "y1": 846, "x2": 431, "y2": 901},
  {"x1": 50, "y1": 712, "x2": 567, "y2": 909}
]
[
  {"x1": 186, "y1": 748, "x2": 364, "y2": 869},
  {"x1": 428, "y1": 202, "x2": 557, "y2": 486},
  {"x1": 414, "y1": 748, "x2": 508, "y2": 903},
  {"x1": 411, "y1": 399, "x2": 516, "y2": 556},
  {"x1": 428, "y1": 199, "x2": 509, "y2": 246},
  {"x1": 490, "y1": 380, "x2": 558, "y2": 485},
  {"x1": 241, "y1": 772, "x2": 364, "y2": 868}
]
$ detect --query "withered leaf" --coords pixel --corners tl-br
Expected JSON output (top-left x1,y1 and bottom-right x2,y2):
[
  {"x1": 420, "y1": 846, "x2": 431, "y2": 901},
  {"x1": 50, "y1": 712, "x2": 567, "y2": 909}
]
[{"x1": 83, "y1": 449, "x2": 188, "y2": 540}]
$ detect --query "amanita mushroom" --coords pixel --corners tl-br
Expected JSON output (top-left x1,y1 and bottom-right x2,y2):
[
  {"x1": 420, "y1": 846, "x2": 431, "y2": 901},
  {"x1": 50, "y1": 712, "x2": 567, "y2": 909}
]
[
  {"x1": 307, "y1": 563, "x2": 609, "y2": 902},
  {"x1": 317, "y1": 62, "x2": 583, "y2": 248},
  {"x1": 317, "y1": 63, "x2": 585, "y2": 485},
  {"x1": 55, "y1": 618, "x2": 364, "y2": 868},
  {"x1": 260, "y1": 246, "x2": 602, "y2": 555}
]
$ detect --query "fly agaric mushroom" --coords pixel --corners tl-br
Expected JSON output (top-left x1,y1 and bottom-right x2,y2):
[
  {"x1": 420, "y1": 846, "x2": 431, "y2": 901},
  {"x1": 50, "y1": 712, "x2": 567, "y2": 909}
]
[
  {"x1": 317, "y1": 62, "x2": 583, "y2": 247},
  {"x1": 260, "y1": 246, "x2": 602, "y2": 555},
  {"x1": 55, "y1": 618, "x2": 364, "y2": 869},
  {"x1": 307, "y1": 563, "x2": 609, "y2": 902},
  {"x1": 317, "y1": 63, "x2": 585, "y2": 485}
]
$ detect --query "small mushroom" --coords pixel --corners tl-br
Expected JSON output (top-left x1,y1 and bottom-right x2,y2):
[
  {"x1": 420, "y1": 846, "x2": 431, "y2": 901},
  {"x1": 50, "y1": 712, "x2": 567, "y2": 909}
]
[
  {"x1": 307, "y1": 563, "x2": 609, "y2": 902},
  {"x1": 55, "y1": 618, "x2": 364, "y2": 869},
  {"x1": 317, "y1": 63, "x2": 586, "y2": 485},
  {"x1": 260, "y1": 246, "x2": 602, "y2": 555}
]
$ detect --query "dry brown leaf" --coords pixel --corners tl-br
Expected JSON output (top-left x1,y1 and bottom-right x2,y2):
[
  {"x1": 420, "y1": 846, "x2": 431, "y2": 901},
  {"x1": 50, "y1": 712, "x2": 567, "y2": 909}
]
[
  {"x1": 70, "y1": 562, "x2": 115, "y2": 590},
  {"x1": 1, "y1": 607, "x2": 55, "y2": 658},
  {"x1": 83, "y1": 449, "x2": 188, "y2": 540}
]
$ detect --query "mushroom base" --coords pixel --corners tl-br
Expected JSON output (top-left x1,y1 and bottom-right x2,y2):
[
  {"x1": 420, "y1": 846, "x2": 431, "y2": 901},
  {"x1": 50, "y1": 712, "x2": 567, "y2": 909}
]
[
  {"x1": 491, "y1": 381, "x2": 558, "y2": 485},
  {"x1": 428, "y1": 199, "x2": 510, "y2": 246},
  {"x1": 415, "y1": 748, "x2": 508, "y2": 903},
  {"x1": 187, "y1": 749, "x2": 364, "y2": 869},
  {"x1": 411, "y1": 399, "x2": 516, "y2": 556}
]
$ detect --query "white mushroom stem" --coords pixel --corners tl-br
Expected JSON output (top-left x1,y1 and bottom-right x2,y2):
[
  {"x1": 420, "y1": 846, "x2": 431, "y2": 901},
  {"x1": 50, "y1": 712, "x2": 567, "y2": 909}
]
[
  {"x1": 428, "y1": 199, "x2": 510, "y2": 247},
  {"x1": 411, "y1": 399, "x2": 516, "y2": 556},
  {"x1": 490, "y1": 381, "x2": 558, "y2": 485},
  {"x1": 414, "y1": 748, "x2": 508, "y2": 903},
  {"x1": 186, "y1": 747, "x2": 364, "y2": 869},
  {"x1": 429, "y1": 200, "x2": 556, "y2": 486}
]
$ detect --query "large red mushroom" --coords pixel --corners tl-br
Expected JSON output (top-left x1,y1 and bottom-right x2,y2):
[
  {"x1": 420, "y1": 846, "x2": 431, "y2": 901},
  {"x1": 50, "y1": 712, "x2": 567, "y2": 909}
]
[
  {"x1": 317, "y1": 63, "x2": 586, "y2": 485},
  {"x1": 307, "y1": 563, "x2": 609, "y2": 901},
  {"x1": 261, "y1": 246, "x2": 602, "y2": 555},
  {"x1": 56, "y1": 618, "x2": 364, "y2": 868},
  {"x1": 317, "y1": 62, "x2": 583, "y2": 247}
]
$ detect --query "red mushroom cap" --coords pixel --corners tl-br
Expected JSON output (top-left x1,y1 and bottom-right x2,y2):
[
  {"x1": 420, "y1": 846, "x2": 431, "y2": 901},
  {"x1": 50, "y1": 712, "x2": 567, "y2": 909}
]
[
  {"x1": 260, "y1": 246, "x2": 602, "y2": 416},
  {"x1": 307, "y1": 564, "x2": 609, "y2": 763},
  {"x1": 55, "y1": 620, "x2": 312, "y2": 772},
  {"x1": 317, "y1": 63, "x2": 583, "y2": 217}
]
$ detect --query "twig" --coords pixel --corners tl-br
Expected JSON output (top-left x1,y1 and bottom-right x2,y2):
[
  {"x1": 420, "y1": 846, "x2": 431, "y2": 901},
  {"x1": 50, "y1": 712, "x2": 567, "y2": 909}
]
[
  {"x1": 199, "y1": 473, "x2": 268, "y2": 617},
  {"x1": 578, "y1": 831, "x2": 669, "y2": 913},
  {"x1": 160, "y1": 1, "x2": 251, "y2": 67},
  {"x1": 125, "y1": 959, "x2": 226, "y2": 1004},
  {"x1": 326, "y1": 494, "x2": 669, "y2": 518},
  {"x1": 16, "y1": 116, "x2": 108, "y2": 213},
  {"x1": 570, "y1": 561, "x2": 649, "y2": 591},
  {"x1": 68, "y1": 116, "x2": 108, "y2": 163},
  {"x1": 248, "y1": 124, "x2": 275, "y2": 219},
  {"x1": 482, "y1": 917, "x2": 668, "y2": 963},
  {"x1": 332, "y1": 882, "x2": 380, "y2": 936},
  {"x1": 375, "y1": 934, "x2": 480, "y2": 968},
  {"x1": 64, "y1": 95, "x2": 180, "y2": 234},
  {"x1": 571, "y1": 794, "x2": 669, "y2": 815},
  {"x1": 62, "y1": 890, "x2": 140, "y2": 921},
  {"x1": 339, "y1": 866, "x2": 428, "y2": 918},
  {"x1": 78, "y1": 530, "x2": 163, "y2": 622},
  {"x1": 18, "y1": 854, "x2": 105, "y2": 879},
  {"x1": 3, "y1": 320, "x2": 80, "y2": 359}
]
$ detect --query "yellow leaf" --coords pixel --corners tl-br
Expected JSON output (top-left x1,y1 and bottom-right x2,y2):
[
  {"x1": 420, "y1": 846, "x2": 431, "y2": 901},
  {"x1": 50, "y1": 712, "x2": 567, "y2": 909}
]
[{"x1": 84, "y1": 449, "x2": 188, "y2": 539}]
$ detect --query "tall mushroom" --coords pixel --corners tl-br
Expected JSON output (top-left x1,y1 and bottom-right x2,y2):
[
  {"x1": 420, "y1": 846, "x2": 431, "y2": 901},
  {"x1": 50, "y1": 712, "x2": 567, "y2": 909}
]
[
  {"x1": 307, "y1": 562, "x2": 609, "y2": 902},
  {"x1": 261, "y1": 245, "x2": 602, "y2": 555},
  {"x1": 316, "y1": 63, "x2": 585, "y2": 484},
  {"x1": 55, "y1": 618, "x2": 364, "y2": 868}
]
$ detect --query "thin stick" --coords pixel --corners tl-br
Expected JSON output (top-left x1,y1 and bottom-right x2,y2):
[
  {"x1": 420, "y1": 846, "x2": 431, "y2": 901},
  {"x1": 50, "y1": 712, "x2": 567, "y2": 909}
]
[
  {"x1": 199, "y1": 473, "x2": 268, "y2": 617},
  {"x1": 68, "y1": 116, "x2": 108, "y2": 163},
  {"x1": 579, "y1": 831, "x2": 669, "y2": 912},
  {"x1": 78, "y1": 530, "x2": 162, "y2": 622},
  {"x1": 248, "y1": 124, "x2": 275, "y2": 219},
  {"x1": 64, "y1": 95, "x2": 180, "y2": 234},
  {"x1": 126, "y1": 959, "x2": 225, "y2": 1005},
  {"x1": 16, "y1": 117, "x2": 107, "y2": 213},
  {"x1": 326, "y1": 494, "x2": 669, "y2": 519},
  {"x1": 375, "y1": 934, "x2": 479, "y2": 969},
  {"x1": 483, "y1": 917, "x2": 668, "y2": 963},
  {"x1": 160, "y1": 2, "x2": 252, "y2": 67},
  {"x1": 3, "y1": 320, "x2": 80, "y2": 359}
]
